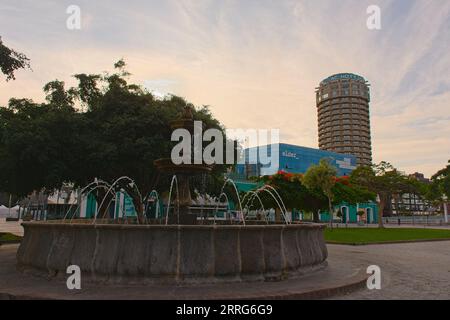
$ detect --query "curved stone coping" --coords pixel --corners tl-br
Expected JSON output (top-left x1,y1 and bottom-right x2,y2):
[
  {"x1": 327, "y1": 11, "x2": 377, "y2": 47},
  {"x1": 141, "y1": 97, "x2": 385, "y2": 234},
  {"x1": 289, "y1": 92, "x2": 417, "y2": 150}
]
[{"x1": 17, "y1": 222, "x2": 328, "y2": 284}]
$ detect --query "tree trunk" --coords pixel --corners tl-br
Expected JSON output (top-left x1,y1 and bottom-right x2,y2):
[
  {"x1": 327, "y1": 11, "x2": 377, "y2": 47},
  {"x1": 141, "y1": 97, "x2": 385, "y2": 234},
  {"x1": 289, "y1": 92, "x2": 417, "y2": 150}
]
[
  {"x1": 275, "y1": 208, "x2": 282, "y2": 223},
  {"x1": 328, "y1": 197, "x2": 333, "y2": 229},
  {"x1": 378, "y1": 195, "x2": 386, "y2": 228},
  {"x1": 313, "y1": 210, "x2": 320, "y2": 223}
]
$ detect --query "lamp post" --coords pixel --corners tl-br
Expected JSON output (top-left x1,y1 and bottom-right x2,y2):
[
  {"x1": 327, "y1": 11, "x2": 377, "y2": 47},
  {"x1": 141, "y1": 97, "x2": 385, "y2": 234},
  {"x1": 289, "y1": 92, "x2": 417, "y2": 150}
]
[
  {"x1": 443, "y1": 195, "x2": 448, "y2": 224},
  {"x1": 8, "y1": 193, "x2": 12, "y2": 217}
]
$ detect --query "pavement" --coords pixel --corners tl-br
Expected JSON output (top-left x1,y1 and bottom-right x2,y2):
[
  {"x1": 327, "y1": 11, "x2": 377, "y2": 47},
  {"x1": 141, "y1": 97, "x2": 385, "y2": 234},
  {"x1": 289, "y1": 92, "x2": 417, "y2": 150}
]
[
  {"x1": 0, "y1": 218, "x2": 24, "y2": 237},
  {"x1": 330, "y1": 240, "x2": 450, "y2": 299}
]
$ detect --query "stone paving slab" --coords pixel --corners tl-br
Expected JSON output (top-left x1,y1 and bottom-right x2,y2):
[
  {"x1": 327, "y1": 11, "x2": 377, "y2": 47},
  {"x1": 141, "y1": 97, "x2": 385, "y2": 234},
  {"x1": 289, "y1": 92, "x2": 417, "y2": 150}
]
[
  {"x1": 0, "y1": 244, "x2": 367, "y2": 300},
  {"x1": 329, "y1": 241, "x2": 450, "y2": 300},
  {"x1": 0, "y1": 219, "x2": 24, "y2": 236}
]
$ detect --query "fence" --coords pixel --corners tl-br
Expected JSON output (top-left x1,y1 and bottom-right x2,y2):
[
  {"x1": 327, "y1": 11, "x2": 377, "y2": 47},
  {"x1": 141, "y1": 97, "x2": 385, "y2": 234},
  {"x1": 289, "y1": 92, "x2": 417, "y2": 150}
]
[{"x1": 384, "y1": 215, "x2": 448, "y2": 226}]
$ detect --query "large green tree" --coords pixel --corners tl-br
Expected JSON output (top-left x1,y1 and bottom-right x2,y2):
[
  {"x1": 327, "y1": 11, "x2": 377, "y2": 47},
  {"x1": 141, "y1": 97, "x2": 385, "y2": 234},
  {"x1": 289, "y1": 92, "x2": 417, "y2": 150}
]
[
  {"x1": 332, "y1": 176, "x2": 376, "y2": 205},
  {"x1": 257, "y1": 171, "x2": 329, "y2": 222},
  {"x1": 0, "y1": 60, "x2": 231, "y2": 221},
  {"x1": 350, "y1": 161, "x2": 410, "y2": 228},
  {"x1": 424, "y1": 160, "x2": 450, "y2": 220},
  {"x1": 430, "y1": 160, "x2": 450, "y2": 199},
  {"x1": 303, "y1": 159, "x2": 338, "y2": 227}
]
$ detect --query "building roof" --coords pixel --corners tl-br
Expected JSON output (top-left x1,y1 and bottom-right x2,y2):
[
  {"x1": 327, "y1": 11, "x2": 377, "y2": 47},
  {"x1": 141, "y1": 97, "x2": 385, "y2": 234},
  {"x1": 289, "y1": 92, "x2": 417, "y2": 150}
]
[{"x1": 320, "y1": 73, "x2": 367, "y2": 86}]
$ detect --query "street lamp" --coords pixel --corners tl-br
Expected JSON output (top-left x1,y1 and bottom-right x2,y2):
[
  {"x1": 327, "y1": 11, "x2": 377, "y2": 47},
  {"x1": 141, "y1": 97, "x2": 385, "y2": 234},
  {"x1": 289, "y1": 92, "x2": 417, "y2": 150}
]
[{"x1": 443, "y1": 194, "x2": 448, "y2": 224}]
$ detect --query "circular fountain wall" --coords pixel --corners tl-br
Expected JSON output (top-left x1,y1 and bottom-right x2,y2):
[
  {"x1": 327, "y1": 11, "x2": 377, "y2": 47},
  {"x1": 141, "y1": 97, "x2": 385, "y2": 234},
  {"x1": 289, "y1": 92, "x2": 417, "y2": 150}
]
[{"x1": 17, "y1": 221, "x2": 327, "y2": 284}]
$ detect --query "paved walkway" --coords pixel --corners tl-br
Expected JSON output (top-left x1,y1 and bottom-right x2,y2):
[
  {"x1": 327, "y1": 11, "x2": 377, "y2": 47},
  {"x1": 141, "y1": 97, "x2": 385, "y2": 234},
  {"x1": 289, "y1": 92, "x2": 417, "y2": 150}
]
[
  {"x1": 329, "y1": 241, "x2": 450, "y2": 299},
  {"x1": 0, "y1": 219, "x2": 24, "y2": 236}
]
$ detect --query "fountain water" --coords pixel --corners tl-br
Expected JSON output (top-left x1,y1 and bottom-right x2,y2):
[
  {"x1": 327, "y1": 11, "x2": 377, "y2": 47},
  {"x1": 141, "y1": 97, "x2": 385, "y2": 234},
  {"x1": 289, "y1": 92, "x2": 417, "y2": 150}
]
[
  {"x1": 242, "y1": 191, "x2": 267, "y2": 223},
  {"x1": 213, "y1": 192, "x2": 230, "y2": 223},
  {"x1": 94, "y1": 176, "x2": 142, "y2": 224},
  {"x1": 62, "y1": 179, "x2": 111, "y2": 221},
  {"x1": 165, "y1": 175, "x2": 180, "y2": 225},
  {"x1": 68, "y1": 185, "x2": 115, "y2": 222},
  {"x1": 218, "y1": 178, "x2": 245, "y2": 224},
  {"x1": 144, "y1": 190, "x2": 161, "y2": 220},
  {"x1": 257, "y1": 187, "x2": 290, "y2": 224}
]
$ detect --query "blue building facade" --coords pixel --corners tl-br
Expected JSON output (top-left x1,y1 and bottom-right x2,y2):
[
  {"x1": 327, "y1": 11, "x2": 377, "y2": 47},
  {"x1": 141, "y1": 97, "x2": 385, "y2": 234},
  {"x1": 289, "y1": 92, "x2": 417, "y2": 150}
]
[
  {"x1": 236, "y1": 143, "x2": 357, "y2": 178},
  {"x1": 232, "y1": 143, "x2": 378, "y2": 224}
]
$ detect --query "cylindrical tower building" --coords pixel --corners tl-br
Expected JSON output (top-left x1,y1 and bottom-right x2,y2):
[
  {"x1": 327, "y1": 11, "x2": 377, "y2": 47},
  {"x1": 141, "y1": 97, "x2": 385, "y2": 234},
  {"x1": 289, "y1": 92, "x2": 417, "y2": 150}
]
[{"x1": 316, "y1": 73, "x2": 372, "y2": 166}]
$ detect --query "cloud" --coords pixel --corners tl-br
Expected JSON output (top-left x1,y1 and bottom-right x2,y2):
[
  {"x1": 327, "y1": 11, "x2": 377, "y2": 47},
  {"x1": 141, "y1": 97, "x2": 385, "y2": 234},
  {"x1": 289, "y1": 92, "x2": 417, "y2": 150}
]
[
  {"x1": 143, "y1": 79, "x2": 179, "y2": 99},
  {"x1": 0, "y1": 0, "x2": 449, "y2": 177}
]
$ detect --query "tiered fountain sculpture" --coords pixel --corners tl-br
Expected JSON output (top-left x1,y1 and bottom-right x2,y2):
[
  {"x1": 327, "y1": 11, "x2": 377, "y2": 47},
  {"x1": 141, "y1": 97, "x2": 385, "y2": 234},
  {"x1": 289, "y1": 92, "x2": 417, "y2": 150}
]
[{"x1": 153, "y1": 106, "x2": 213, "y2": 224}]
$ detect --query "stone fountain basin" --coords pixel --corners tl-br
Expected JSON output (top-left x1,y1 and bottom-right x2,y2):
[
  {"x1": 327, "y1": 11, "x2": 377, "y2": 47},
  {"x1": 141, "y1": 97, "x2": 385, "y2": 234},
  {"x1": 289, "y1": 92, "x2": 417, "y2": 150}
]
[{"x1": 17, "y1": 222, "x2": 328, "y2": 284}]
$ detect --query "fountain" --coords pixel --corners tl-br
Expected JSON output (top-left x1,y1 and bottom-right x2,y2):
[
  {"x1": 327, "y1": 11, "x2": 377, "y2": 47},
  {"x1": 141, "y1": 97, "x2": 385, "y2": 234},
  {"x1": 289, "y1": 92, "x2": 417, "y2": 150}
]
[
  {"x1": 153, "y1": 105, "x2": 213, "y2": 225},
  {"x1": 16, "y1": 106, "x2": 328, "y2": 284}
]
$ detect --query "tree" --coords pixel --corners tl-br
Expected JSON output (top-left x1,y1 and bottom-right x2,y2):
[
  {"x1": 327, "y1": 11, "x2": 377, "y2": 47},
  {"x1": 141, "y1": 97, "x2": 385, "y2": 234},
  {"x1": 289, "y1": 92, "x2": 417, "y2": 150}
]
[
  {"x1": 0, "y1": 97, "x2": 81, "y2": 197},
  {"x1": 426, "y1": 160, "x2": 450, "y2": 220},
  {"x1": 303, "y1": 159, "x2": 338, "y2": 227},
  {"x1": 0, "y1": 37, "x2": 30, "y2": 81},
  {"x1": 431, "y1": 160, "x2": 450, "y2": 198},
  {"x1": 255, "y1": 169, "x2": 375, "y2": 223},
  {"x1": 257, "y1": 171, "x2": 329, "y2": 222},
  {"x1": 350, "y1": 161, "x2": 409, "y2": 228},
  {"x1": 0, "y1": 60, "x2": 231, "y2": 222},
  {"x1": 332, "y1": 176, "x2": 376, "y2": 205},
  {"x1": 43, "y1": 80, "x2": 77, "y2": 110}
]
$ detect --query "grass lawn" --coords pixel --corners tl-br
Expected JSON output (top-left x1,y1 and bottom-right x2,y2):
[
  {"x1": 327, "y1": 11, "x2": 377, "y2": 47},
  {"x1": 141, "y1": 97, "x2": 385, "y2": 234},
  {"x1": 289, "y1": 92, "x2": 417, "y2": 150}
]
[
  {"x1": 324, "y1": 228, "x2": 450, "y2": 245},
  {"x1": 0, "y1": 232, "x2": 22, "y2": 242}
]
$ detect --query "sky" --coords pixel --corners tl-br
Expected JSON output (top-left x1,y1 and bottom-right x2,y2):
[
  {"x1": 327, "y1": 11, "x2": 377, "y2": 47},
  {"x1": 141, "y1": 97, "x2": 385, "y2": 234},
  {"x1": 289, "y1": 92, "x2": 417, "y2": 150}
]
[{"x1": 0, "y1": 0, "x2": 449, "y2": 177}]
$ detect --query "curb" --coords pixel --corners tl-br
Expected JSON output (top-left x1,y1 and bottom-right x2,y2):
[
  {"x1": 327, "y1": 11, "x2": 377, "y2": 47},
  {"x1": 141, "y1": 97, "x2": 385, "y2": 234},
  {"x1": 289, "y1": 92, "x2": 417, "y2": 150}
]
[
  {"x1": 327, "y1": 238, "x2": 450, "y2": 246},
  {"x1": 0, "y1": 270, "x2": 368, "y2": 300},
  {"x1": 240, "y1": 270, "x2": 368, "y2": 300},
  {"x1": 0, "y1": 240, "x2": 22, "y2": 246}
]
